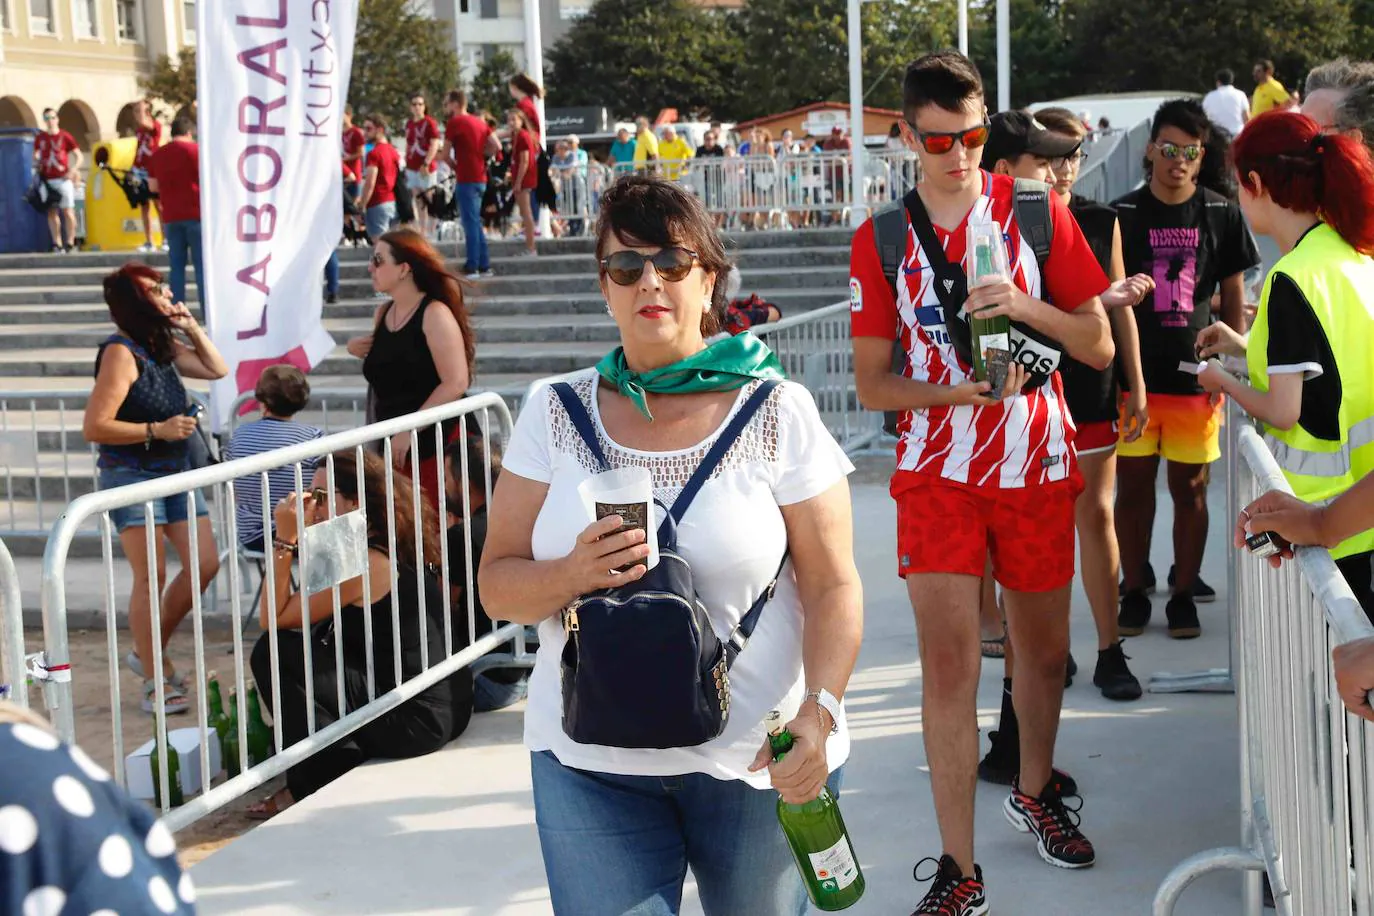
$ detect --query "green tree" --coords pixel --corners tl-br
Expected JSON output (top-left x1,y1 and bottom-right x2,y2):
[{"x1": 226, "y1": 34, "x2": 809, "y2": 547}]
[
  {"x1": 350, "y1": 0, "x2": 460, "y2": 128},
  {"x1": 469, "y1": 49, "x2": 520, "y2": 119},
  {"x1": 138, "y1": 46, "x2": 198, "y2": 118},
  {"x1": 968, "y1": 0, "x2": 1073, "y2": 109}
]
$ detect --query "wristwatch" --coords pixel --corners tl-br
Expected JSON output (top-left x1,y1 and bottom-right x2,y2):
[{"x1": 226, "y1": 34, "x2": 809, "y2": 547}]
[{"x1": 804, "y1": 688, "x2": 842, "y2": 735}]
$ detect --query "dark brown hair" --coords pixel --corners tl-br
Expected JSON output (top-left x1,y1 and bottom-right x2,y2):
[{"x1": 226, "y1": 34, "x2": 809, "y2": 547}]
[
  {"x1": 102, "y1": 263, "x2": 176, "y2": 363},
  {"x1": 446, "y1": 89, "x2": 468, "y2": 109},
  {"x1": 903, "y1": 51, "x2": 985, "y2": 119},
  {"x1": 1034, "y1": 107, "x2": 1088, "y2": 140},
  {"x1": 378, "y1": 229, "x2": 477, "y2": 377},
  {"x1": 328, "y1": 449, "x2": 441, "y2": 568},
  {"x1": 365, "y1": 113, "x2": 388, "y2": 134},
  {"x1": 593, "y1": 175, "x2": 731, "y2": 336},
  {"x1": 254, "y1": 365, "x2": 311, "y2": 417},
  {"x1": 509, "y1": 73, "x2": 544, "y2": 99}
]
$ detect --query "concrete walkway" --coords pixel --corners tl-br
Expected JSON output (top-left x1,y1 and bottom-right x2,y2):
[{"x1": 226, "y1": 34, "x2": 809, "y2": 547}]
[{"x1": 192, "y1": 473, "x2": 1245, "y2": 915}]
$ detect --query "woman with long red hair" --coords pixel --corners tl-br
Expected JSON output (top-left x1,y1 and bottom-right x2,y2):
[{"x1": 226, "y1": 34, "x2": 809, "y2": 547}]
[
  {"x1": 1198, "y1": 110, "x2": 1374, "y2": 616},
  {"x1": 345, "y1": 228, "x2": 475, "y2": 504}
]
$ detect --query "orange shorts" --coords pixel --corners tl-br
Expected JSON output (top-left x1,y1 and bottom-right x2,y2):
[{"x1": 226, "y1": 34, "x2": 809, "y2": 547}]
[
  {"x1": 893, "y1": 471, "x2": 1082, "y2": 593},
  {"x1": 1117, "y1": 393, "x2": 1222, "y2": 465}
]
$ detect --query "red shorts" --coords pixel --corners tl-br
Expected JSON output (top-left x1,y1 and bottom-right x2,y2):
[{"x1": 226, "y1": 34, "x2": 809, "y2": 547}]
[
  {"x1": 1075, "y1": 420, "x2": 1119, "y2": 456},
  {"x1": 893, "y1": 471, "x2": 1082, "y2": 593}
]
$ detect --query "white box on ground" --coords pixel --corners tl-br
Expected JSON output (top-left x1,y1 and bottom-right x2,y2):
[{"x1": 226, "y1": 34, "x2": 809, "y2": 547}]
[{"x1": 125, "y1": 727, "x2": 222, "y2": 801}]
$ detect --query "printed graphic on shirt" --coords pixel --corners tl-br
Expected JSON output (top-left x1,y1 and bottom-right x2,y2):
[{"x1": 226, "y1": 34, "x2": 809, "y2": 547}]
[
  {"x1": 849, "y1": 277, "x2": 863, "y2": 312},
  {"x1": 1148, "y1": 227, "x2": 1200, "y2": 328}
]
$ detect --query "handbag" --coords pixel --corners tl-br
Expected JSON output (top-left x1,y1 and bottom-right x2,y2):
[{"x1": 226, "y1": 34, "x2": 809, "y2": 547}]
[{"x1": 551, "y1": 380, "x2": 788, "y2": 749}]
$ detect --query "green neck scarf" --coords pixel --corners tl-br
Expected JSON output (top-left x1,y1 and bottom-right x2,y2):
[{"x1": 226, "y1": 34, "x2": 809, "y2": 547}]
[{"x1": 595, "y1": 333, "x2": 786, "y2": 420}]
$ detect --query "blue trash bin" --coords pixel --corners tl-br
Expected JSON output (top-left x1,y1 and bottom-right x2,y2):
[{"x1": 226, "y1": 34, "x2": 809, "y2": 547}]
[{"x1": 0, "y1": 128, "x2": 55, "y2": 254}]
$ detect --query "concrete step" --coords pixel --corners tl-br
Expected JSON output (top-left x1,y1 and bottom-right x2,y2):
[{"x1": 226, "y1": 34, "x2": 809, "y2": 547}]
[{"x1": 0, "y1": 245, "x2": 850, "y2": 287}]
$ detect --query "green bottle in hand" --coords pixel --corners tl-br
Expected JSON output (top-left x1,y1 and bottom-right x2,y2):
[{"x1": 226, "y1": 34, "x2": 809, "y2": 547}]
[
  {"x1": 246, "y1": 685, "x2": 274, "y2": 767},
  {"x1": 767, "y1": 710, "x2": 864, "y2": 910}
]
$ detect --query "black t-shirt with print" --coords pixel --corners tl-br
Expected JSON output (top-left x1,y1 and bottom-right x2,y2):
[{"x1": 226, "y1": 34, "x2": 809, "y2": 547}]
[
  {"x1": 1113, "y1": 185, "x2": 1260, "y2": 395},
  {"x1": 1264, "y1": 261, "x2": 1342, "y2": 441},
  {"x1": 696, "y1": 145, "x2": 725, "y2": 158},
  {"x1": 1059, "y1": 195, "x2": 1121, "y2": 424}
]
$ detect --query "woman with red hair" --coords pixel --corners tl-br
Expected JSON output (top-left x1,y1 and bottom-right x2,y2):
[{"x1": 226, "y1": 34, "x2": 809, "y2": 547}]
[
  {"x1": 346, "y1": 228, "x2": 475, "y2": 506},
  {"x1": 1198, "y1": 110, "x2": 1374, "y2": 616}
]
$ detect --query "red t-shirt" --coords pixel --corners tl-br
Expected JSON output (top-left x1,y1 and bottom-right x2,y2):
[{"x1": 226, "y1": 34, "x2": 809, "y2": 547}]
[
  {"x1": 33, "y1": 130, "x2": 79, "y2": 180},
  {"x1": 146, "y1": 139, "x2": 200, "y2": 222},
  {"x1": 404, "y1": 116, "x2": 440, "y2": 172},
  {"x1": 849, "y1": 171, "x2": 1108, "y2": 490},
  {"x1": 517, "y1": 97, "x2": 541, "y2": 135},
  {"x1": 512, "y1": 130, "x2": 539, "y2": 190},
  {"x1": 366, "y1": 143, "x2": 401, "y2": 205},
  {"x1": 342, "y1": 125, "x2": 366, "y2": 181},
  {"x1": 446, "y1": 114, "x2": 492, "y2": 185},
  {"x1": 133, "y1": 120, "x2": 162, "y2": 170}
]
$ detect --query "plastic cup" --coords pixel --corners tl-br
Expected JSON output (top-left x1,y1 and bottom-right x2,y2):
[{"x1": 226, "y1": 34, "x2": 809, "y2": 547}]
[{"x1": 578, "y1": 467, "x2": 660, "y2": 572}]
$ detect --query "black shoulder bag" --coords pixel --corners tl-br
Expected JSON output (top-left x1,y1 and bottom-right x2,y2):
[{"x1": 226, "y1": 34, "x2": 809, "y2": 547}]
[{"x1": 550, "y1": 380, "x2": 788, "y2": 749}]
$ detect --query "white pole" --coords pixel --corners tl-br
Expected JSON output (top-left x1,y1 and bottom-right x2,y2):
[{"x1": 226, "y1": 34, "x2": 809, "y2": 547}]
[
  {"x1": 847, "y1": 0, "x2": 866, "y2": 229},
  {"x1": 958, "y1": 0, "x2": 968, "y2": 55},
  {"x1": 522, "y1": 0, "x2": 546, "y2": 145},
  {"x1": 996, "y1": 0, "x2": 1010, "y2": 111}
]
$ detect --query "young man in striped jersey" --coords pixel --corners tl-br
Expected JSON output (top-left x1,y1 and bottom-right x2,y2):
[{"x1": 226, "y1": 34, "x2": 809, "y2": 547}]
[{"x1": 850, "y1": 51, "x2": 1114, "y2": 914}]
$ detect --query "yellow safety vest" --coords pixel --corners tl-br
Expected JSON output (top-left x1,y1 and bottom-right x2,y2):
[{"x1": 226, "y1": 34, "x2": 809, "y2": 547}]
[{"x1": 1248, "y1": 223, "x2": 1374, "y2": 558}]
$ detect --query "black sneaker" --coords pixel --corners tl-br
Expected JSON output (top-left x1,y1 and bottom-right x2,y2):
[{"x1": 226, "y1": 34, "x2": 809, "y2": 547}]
[
  {"x1": 1168, "y1": 565, "x2": 1217, "y2": 603},
  {"x1": 1119, "y1": 561, "x2": 1157, "y2": 598},
  {"x1": 1004, "y1": 782, "x2": 1096, "y2": 869},
  {"x1": 911, "y1": 854, "x2": 988, "y2": 916},
  {"x1": 1093, "y1": 641, "x2": 1143, "y2": 701},
  {"x1": 324, "y1": 291, "x2": 338, "y2": 304},
  {"x1": 1065, "y1": 651, "x2": 1077, "y2": 689},
  {"x1": 1166, "y1": 593, "x2": 1201, "y2": 639},
  {"x1": 977, "y1": 729, "x2": 1079, "y2": 796},
  {"x1": 1118, "y1": 588, "x2": 1152, "y2": 637}
]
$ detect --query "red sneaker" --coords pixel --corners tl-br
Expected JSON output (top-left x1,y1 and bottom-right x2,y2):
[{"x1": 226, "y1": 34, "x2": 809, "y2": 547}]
[
  {"x1": 910, "y1": 854, "x2": 989, "y2": 915},
  {"x1": 1004, "y1": 782, "x2": 1096, "y2": 869}
]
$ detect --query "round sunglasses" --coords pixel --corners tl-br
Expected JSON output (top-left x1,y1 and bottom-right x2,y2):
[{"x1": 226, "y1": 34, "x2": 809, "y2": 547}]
[
  {"x1": 1153, "y1": 141, "x2": 1202, "y2": 162},
  {"x1": 909, "y1": 122, "x2": 991, "y2": 155},
  {"x1": 600, "y1": 247, "x2": 698, "y2": 286}
]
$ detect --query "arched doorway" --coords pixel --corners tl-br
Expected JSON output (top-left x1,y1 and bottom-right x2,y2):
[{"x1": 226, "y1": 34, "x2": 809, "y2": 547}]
[
  {"x1": 57, "y1": 99, "x2": 100, "y2": 149},
  {"x1": 0, "y1": 96, "x2": 38, "y2": 129},
  {"x1": 115, "y1": 103, "x2": 139, "y2": 138}
]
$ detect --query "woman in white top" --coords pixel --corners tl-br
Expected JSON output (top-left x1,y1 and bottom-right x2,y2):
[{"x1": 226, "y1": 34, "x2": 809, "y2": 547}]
[{"x1": 480, "y1": 175, "x2": 864, "y2": 915}]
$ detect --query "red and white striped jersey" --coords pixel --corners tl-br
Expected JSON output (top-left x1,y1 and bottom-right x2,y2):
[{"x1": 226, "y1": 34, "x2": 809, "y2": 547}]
[{"x1": 850, "y1": 171, "x2": 1109, "y2": 489}]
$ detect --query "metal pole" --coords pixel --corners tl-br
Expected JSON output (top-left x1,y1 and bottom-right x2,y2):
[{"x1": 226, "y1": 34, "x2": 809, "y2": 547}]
[
  {"x1": 847, "y1": 0, "x2": 866, "y2": 229},
  {"x1": 996, "y1": 0, "x2": 1010, "y2": 111},
  {"x1": 958, "y1": 0, "x2": 968, "y2": 55},
  {"x1": 522, "y1": 0, "x2": 546, "y2": 146}
]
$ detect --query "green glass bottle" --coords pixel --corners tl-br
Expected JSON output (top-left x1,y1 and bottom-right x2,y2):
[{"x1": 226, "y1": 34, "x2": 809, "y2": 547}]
[
  {"x1": 969, "y1": 231, "x2": 1012, "y2": 393},
  {"x1": 246, "y1": 685, "x2": 274, "y2": 767},
  {"x1": 222, "y1": 686, "x2": 243, "y2": 779},
  {"x1": 207, "y1": 672, "x2": 236, "y2": 779},
  {"x1": 767, "y1": 711, "x2": 864, "y2": 911},
  {"x1": 150, "y1": 734, "x2": 184, "y2": 809}
]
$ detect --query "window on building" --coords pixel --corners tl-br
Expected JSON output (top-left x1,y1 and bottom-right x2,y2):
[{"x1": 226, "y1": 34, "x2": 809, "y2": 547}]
[
  {"x1": 73, "y1": 0, "x2": 97, "y2": 36},
  {"x1": 115, "y1": 0, "x2": 139, "y2": 40},
  {"x1": 28, "y1": 0, "x2": 54, "y2": 33},
  {"x1": 182, "y1": 0, "x2": 193, "y2": 38}
]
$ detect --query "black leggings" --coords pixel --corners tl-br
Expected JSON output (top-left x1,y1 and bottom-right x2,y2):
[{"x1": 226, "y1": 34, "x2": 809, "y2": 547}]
[
  {"x1": 1336, "y1": 551, "x2": 1374, "y2": 625},
  {"x1": 250, "y1": 629, "x2": 458, "y2": 800}
]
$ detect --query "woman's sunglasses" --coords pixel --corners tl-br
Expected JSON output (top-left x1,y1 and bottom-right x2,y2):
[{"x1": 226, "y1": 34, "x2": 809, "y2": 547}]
[
  {"x1": 1153, "y1": 141, "x2": 1202, "y2": 162},
  {"x1": 600, "y1": 247, "x2": 698, "y2": 286},
  {"x1": 910, "y1": 122, "x2": 991, "y2": 155},
  {"x1": 370, "y1": 252, "x2": 386, "y2": 267},
  {"x1": 308, "y1": 487, "x2": 329, "y2": 504}
]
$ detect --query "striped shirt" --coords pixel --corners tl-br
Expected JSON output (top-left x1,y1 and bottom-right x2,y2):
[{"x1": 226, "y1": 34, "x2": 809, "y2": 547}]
[{"x1": 224, "y1": 418, "x2": 324, "y2": 546}]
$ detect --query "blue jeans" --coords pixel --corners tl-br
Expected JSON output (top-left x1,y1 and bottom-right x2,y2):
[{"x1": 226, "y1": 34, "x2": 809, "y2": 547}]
[
  {"x1": 457, "y1": 182, "x2": 489, "y2": 272},
  {"x1": 98, "y1": 465, "x2": 208, "y2": 533},
  {"x1": 165, "y1": 220, "x2": 204, "y2": 308},
  {"x1": 325, "y1": 250, "x2": 340, "y2": 295},
  {"x1": 365, "y1": 202, "x2": 396, "y2": 239},
  {"x1": 531, "y1": 750, "x2": 842, "y2": 915}
]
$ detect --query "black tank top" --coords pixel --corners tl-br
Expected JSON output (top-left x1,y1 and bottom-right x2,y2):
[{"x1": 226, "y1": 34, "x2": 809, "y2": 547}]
[
  {"x1": 361, "y1": 299, "x2": 461, "y2": 461},
  {"x1": 94, "y1": 335, "x2": 189, "y2": 471}
]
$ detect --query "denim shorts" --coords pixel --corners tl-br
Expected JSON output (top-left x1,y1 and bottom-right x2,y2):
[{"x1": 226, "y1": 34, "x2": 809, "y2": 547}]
[
  {"x1": 365, "y1": 202, "x2": 396, "y2": 240},
  {"x1": 98, "y1": 465, "x2": 209, "y2": 533}
]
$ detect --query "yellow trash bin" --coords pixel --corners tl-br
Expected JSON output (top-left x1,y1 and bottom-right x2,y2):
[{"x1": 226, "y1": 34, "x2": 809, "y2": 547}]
[{"x1": 85, "y1": 137, "x2": 160, "y2": 252}]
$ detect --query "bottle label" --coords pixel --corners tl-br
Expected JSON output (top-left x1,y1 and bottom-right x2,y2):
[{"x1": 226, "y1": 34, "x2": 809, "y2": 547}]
[
  {"x1": 808, "y1": 835, "x2": 860, "y2": 891},
  {"x1": 980, "y1": 332, "x2": 1010, "y2": 356}
]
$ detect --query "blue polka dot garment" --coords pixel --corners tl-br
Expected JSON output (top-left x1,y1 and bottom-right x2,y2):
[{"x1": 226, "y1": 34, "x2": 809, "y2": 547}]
[{"x1": 0, "y1": 722, "x2": 196, "y2": 914}]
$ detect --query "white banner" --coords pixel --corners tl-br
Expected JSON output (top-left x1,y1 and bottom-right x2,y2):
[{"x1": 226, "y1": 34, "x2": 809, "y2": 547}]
[{"x1": 198, "y1": 0, "x2": 356, "y2": 431}]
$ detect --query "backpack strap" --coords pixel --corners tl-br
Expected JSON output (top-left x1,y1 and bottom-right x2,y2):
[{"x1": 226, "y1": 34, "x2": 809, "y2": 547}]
[
  {"x1": 872, "y1": 203, "x2": 911, "y2": 437},
  {"x1": 1012, "y1": 178, "x2": 1054, "y2": 269},
  {"x1": 666, "y1": 380, "x2": 779, "y2": 525},
  {"x1": 550, "y1": 382, "x2": 611, "y2": 472},
  {"x1": 725, "y1": 547, "x2": 789, "y2": 665}
]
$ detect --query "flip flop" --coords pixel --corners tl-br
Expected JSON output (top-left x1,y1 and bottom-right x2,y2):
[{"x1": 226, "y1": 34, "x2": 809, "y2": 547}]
[
  {"x1": 981, "y1": 634, "x2": 1007, "y2": 659},
  {"x1": 126, "y1": 652, "x2": 190, "y2": 692},
  {"x1": 141, "y1": 678, "x2": 191, "y2": 716}
]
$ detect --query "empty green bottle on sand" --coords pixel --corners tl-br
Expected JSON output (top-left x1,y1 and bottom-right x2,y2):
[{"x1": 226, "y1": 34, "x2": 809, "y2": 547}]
[
  {"x1": 246, "y1": 685, "x2": 274, "y2": 767},
  {"x1": 767, "y1": 710, "x2": 864, "y2": 910},
  {"x1": 208, "y1": 673, "x2": 238, "y2": 778},
  {"x1": 150, "y1": 734, "x2": 184, "y2": 809}
]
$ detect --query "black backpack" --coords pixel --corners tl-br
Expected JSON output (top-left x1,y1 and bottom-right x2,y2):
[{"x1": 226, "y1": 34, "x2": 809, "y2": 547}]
[
  {"x1": 393, "y1": 166, "x2": 415, "y2": 225},
  {"x1": 874, "y1": 179, "x2": 1059, "y2": 437}
]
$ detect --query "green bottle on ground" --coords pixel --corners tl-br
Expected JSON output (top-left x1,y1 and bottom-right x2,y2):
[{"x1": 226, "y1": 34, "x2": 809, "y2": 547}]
[
  {"x1": 207, "y1": 672, "x2": 237, "y2": 778},
  {"x1": 766, "y1": 710, "x2": 864, "y2": 910},
  {"x1": 150, "y1": 734, "x2": 184, "y2": 809},
  {"x1": 224, "y1": 686, "x2": 243, "y2": 778},
  {"x1": 246, "y1": 685, "x2": 274, "y2": 767}
]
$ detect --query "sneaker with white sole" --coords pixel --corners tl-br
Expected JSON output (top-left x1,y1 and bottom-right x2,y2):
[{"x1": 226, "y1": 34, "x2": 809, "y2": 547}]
[
  {"x1": 910, "y1": 854, "x2": 988, "y2": 915},
  {"x1": 1004, "y1": 782, "x2": 1096, "y2": 869}
]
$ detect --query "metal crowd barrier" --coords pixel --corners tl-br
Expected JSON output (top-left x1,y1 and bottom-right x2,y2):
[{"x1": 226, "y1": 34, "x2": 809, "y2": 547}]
[
  {"x1": 1153, "y1": 423, "x2": 1374, "y2": 916},
  {"x1": 0, "y1": 536, "x2": 24, "y2": 708},
  {"x1": 36, "y1": 392, "x2": 527, "y2": 832},
  {"x1": 1076, "y1": 118, "x2": 1152, "y2": 204}
]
